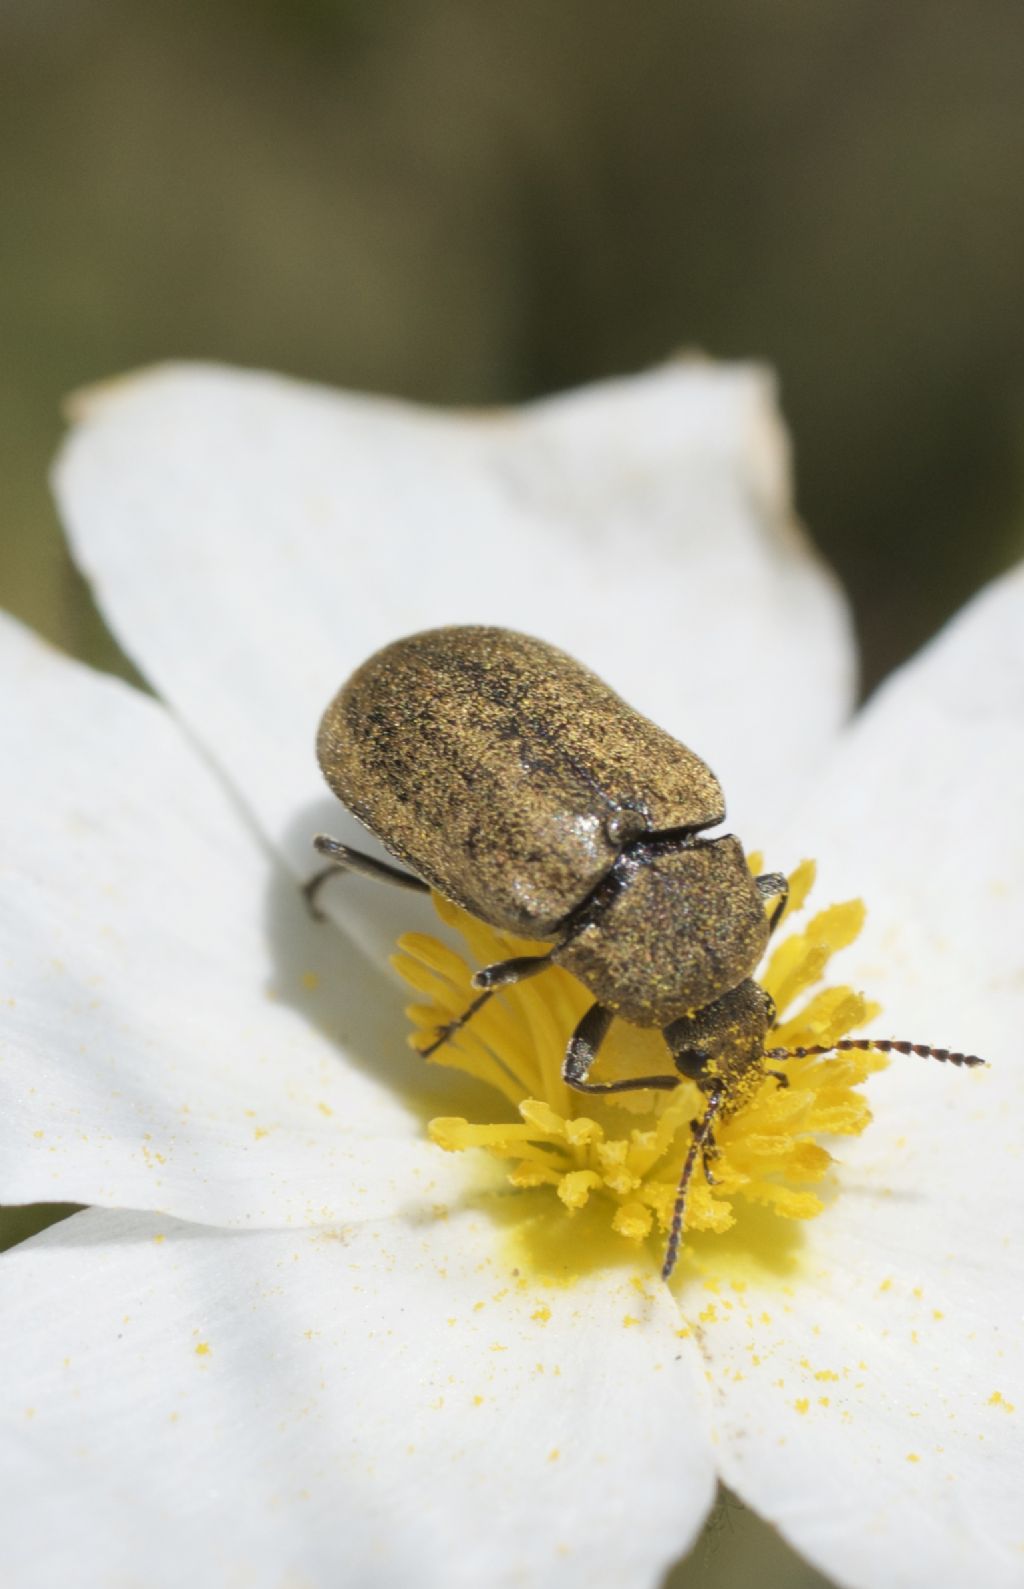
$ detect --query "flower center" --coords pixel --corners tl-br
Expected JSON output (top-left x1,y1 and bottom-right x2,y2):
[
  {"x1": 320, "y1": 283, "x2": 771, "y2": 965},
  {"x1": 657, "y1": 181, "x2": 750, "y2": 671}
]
[{"x1": 393, "y1": 859, "x2": 884, "y2": 1278}]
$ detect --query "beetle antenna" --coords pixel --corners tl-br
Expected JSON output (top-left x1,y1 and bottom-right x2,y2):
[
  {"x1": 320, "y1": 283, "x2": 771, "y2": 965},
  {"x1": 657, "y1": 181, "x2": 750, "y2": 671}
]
[
  {"x1": 661, "y1": 1084, "x2": 726, "y2": 1282},
  {"x1": 764, "y1": 1038, "x2": 986, "y2": 1068}
]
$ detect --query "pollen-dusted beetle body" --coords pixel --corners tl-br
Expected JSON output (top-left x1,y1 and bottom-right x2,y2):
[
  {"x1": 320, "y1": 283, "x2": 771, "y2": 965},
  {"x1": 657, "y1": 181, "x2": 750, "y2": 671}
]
[
  {"x1": 309, "y1": 626, "x2": 985, "y2": 1281},
  {"x1": 316, "y1": 627, "x2": 778, "y2": 1030},
  {"x1": 552, "y1": 834, "x2": 771, "y2": 1027}
]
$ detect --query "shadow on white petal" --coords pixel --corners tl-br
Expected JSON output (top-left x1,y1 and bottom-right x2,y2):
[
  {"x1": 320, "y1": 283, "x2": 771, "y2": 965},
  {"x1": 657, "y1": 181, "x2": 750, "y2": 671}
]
[{"x1": 265, "y1": 804, "x2": 510, "y2": 1121}]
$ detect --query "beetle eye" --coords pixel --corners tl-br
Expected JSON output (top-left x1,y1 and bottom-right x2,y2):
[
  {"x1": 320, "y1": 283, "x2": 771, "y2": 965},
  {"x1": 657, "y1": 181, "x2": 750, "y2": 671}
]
[{"x1": 605, "y1": 809, "x2": 647, "y2": 846}]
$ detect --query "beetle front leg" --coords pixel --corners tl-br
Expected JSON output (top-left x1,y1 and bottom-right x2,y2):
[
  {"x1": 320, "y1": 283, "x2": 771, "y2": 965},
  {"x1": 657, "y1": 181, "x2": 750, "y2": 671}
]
[
  {"x1": 563, "y1": 1003, "x2": 680, "y2": 1095},
  {"x1": 756, "y1": 871, "x2": 788, "y2": 936},
  {"x1": 562, "y1": 1003, "x2": 614, "y2": 1088},
  {"x1": 757, "y1": 870, "x2": 789, "y2": 934}
]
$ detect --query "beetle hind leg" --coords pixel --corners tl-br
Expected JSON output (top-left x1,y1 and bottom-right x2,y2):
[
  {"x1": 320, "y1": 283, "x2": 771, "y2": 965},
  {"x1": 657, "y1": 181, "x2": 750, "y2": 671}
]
[{"x1": 303, "y1": 834, "x2": 429, "y2": 918}]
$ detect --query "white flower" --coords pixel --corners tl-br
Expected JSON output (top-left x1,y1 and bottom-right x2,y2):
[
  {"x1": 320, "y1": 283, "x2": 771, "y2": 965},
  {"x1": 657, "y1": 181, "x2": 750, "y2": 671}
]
[{"x1": 1, "y1": 361, "x2": 1022, "y2": 1589}]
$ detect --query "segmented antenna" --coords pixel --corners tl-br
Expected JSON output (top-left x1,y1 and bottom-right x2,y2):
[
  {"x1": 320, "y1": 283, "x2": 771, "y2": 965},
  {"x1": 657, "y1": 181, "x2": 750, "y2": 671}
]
[
  {"x1": 764, "y1": 1038, "x2": 986, "y2": 1068},
  {"x1": 660, "y1": 1035, "x2": 986, "y2": 1282}
]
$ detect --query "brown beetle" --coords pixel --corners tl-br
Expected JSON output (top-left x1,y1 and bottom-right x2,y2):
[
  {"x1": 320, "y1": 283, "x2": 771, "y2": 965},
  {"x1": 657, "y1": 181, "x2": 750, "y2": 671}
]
[{"x1": 309, "y1": 626, "x2": 984, "y2": 1279}]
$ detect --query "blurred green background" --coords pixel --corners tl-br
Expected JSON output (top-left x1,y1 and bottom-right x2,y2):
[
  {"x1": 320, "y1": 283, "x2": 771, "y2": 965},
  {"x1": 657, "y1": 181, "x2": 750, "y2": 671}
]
[
  {"x1": 3, "y1": 1, "x2": 1024, "y2": 689},
  {"x1": 2, "y1": 4, "x2": 1022, "y2": 1585}
]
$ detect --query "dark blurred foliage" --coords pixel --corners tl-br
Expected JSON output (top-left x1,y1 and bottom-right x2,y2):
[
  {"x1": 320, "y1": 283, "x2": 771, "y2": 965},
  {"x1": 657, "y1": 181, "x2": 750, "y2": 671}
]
[
  {"x1": 1, "y1": 0, "x2": 1023, "y2": 688},
  {"x1": 1, "y1": 6, "x2": 1021, "y2": 1583}
]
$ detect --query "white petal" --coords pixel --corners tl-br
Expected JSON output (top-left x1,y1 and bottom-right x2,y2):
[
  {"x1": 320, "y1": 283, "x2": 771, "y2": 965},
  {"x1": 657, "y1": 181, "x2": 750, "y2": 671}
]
[
  {"x1": 0, "y1": 612, "x2": 464, "y2": 1225},
  {"x1": 692, "y1": 1199, "x2": 1024, "y2": 1589},
  {"x1": 701, "y1": 564, "x2": 1024, "y2": 1586},
  {"x1": 778, "y1": 560, "x2": 1024, "y2": 1078},
  {"x1": 56, "y1": 361, "x2": 853, "y2": 902},
  {"x1": 697, "y1": 1000, "x2": 1024, "y2": 1586},
  {"x1": 0, "y1": 1206, "x2": 715, "y2": 1589}
]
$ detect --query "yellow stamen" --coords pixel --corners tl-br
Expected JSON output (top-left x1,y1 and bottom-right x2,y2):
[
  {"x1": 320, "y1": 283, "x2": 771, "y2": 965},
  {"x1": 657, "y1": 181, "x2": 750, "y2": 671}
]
[{"x1": 393, "y1": 860, "x2": 883, "y2": 1275}]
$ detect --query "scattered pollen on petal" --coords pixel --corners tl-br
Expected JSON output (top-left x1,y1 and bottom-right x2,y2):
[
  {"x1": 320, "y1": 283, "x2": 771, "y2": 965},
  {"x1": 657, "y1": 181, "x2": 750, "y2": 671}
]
[{"x1": 394, "y1": 861, "x2": 886, "y2": 1284}]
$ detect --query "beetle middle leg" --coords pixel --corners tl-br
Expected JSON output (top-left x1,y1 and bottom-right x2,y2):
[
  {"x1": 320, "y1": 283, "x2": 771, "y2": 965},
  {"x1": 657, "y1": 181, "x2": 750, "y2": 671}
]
[
  {"x1": 422, "y1": 952, "x2": 555, "y2": 1059},
  {"x1": 473, "y1": 954, "x2": 554, "y2": 992},
  {"x1": 419, "y1": 989, "x2": 496, "y2": 1059},
  {"x1": 304, "y1": 834, "x2": 430, "y2": 918}
]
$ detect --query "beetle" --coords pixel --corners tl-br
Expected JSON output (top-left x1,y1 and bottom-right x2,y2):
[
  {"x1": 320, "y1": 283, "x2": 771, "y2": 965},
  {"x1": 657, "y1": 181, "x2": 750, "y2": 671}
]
[{"x1": 308, "y1": 625, "x2": 985, "y2": 1280}]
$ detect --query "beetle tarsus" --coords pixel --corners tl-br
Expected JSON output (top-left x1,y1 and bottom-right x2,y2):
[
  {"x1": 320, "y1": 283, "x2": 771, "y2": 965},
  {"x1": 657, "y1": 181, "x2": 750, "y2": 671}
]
[
  {"x1": 420, "y1": 990, "x2": 494, "y2": 1059},
  {"x1": 422, "y1": 955, "x2": 555, "y2": 1060},
  {"x1": 561, "y1": 1002, "x2": 681, "y2": 1094},
  {"x1": 302, "y1": 865, "x2": 335, "y2": 921},
  {"x1": 569, "y1": 1072, "x2": 681, "y2": 1096}
]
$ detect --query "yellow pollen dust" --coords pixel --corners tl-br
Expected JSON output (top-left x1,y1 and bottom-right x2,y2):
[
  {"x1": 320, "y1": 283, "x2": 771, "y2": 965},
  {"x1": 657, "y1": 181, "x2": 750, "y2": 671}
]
[{"x1": 392, "y1": 858, "x2": 884, "y2": 1274}]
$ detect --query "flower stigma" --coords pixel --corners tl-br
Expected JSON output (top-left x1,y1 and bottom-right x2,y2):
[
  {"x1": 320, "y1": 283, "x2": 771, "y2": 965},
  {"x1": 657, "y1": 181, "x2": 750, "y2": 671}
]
[{"x1": 393, "y1": 860, "x2": 885, "y2": 1283}]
